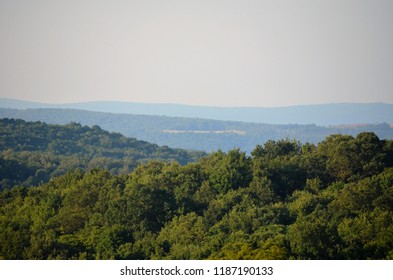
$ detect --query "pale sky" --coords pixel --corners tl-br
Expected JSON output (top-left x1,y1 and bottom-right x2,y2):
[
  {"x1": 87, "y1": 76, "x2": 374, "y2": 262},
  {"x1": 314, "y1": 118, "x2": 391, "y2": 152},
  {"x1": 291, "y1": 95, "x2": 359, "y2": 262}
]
[{"x1": 1, "y1": 0, "x2": 393, "y2": 107}]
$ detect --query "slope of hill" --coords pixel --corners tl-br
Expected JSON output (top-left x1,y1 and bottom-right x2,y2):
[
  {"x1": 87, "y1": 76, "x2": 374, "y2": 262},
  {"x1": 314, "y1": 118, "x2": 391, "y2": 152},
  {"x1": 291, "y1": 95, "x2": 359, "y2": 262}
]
[
  {"x1": 0, "y1": 107, "x2": 392, "y2": 153},
  {"x1": 0, "y1": 118, "x2": 205, "y2": 189},
  {"x1": 1, "y1": 98, "x2": 393, "y2": 125}
]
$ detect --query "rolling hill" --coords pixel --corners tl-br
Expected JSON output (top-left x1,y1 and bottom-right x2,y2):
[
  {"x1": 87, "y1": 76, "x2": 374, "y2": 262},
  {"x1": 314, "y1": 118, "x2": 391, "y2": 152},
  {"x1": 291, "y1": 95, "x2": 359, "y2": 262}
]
[
  {"x1": 0, "y1": 107, "x2": 392, "y2": 153},
  {"x1": 0, "y1": 118, "x2": 204, "y2": 189},
  {"x1": 1, "y1": 98, "x2": 393, "y2": 126}
]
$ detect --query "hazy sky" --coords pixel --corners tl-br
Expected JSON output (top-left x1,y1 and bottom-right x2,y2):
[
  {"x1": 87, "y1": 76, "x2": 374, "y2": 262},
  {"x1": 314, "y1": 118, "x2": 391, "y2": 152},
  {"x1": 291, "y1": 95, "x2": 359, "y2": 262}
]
[{"x1": 1, "y1": 0, "x2": 392, "y2": 107}]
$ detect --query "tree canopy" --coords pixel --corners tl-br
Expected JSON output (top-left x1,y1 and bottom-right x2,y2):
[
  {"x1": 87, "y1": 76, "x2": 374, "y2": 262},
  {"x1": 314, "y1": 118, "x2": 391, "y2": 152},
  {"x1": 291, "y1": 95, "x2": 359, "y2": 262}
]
[
  {"x1": 1, "y1": 119, "x2": 392, "y2": 260},
  {"x1": 0, "y1": 118, "x2": 204, "y2": 190}
]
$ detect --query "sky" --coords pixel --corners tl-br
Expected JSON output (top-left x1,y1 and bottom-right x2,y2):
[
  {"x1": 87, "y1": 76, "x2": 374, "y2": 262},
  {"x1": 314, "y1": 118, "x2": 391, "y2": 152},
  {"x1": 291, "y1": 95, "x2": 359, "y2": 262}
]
[{"x1": 0, "y1": 0, "x2": 393, "y2": 107}]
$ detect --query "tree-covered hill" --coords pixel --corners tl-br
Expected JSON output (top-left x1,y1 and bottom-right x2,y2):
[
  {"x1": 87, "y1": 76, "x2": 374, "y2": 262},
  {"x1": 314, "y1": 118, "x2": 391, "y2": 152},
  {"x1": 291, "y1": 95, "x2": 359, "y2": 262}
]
[
  {"x1": 1, "y1": 131, "x2": 392, "y2": 260},
  {"x1": 1, "y1": 108, "x2": 393, "y2": 153},
  {"x1": 0, "y1": 118, "x2": 204, "y2": 189}
]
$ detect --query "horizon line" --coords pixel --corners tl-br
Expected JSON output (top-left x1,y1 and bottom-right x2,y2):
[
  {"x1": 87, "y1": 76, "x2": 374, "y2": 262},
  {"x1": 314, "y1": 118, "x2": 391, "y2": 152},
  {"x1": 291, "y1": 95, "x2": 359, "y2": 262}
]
[{"x1": 1, "y1": 97, "x2": 392, "y2": 109}]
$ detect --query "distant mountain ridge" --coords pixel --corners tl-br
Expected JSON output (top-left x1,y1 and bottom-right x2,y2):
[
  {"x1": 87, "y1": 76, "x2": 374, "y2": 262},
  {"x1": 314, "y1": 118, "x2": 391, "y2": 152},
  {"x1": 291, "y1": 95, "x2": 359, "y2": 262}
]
[
  {"x1": 1, "y1": 98, "x2": 393, "y2": 126},
  {"x1": 1, "y1": 107, "x2": 392, "y2": 153}
]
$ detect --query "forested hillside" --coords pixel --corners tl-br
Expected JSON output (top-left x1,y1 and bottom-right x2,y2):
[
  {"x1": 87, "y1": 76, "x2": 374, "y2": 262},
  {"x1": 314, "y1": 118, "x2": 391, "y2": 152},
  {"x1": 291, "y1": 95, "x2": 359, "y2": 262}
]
[
  {"x1": 0, "y1": 118, "x2": 204, "y2": 189},
  {"x1": 1, "y1": 108, "x2": 392, "y2": 153},
  {"x1": 1, "y1": 130, "x2": 392, "y2": 259}
]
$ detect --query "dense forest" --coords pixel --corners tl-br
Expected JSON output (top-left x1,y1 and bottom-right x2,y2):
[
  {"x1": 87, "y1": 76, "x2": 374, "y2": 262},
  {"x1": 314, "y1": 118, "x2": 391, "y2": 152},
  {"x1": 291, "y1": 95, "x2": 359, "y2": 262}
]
[
  {"x1": 0, "y1": 118, "x2": 204, "y2": 189},
  {"x1": 1, "y1": 107, "x2": 392, "y2": 153},
  {"x1": 1, "y1": 119, "x2": 392, "y2": 259}
]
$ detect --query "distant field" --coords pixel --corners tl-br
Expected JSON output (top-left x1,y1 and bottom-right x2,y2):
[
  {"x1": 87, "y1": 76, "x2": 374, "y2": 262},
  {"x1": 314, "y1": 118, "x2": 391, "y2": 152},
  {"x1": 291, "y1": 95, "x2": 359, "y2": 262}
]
[{"x1": 163, "y1": 129, "x2": 247, "y2": 135}]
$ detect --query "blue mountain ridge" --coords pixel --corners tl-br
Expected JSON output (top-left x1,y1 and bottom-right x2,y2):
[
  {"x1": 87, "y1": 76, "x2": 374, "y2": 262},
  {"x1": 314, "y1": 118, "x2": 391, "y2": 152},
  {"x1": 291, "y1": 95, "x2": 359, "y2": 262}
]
[{"x1": 1, "y1": 98, "x2": 392, "y2": 126}]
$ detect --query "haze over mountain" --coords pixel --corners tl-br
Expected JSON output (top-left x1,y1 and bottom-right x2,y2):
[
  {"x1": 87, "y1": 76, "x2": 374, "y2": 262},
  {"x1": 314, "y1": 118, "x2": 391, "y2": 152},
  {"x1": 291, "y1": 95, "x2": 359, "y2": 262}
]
[
  {"x1": 1, "y1": 98, "x2": 393, "y2": 126},
  {"x1": 1, "y1": 106, "x2": 392, "y2": 154}
]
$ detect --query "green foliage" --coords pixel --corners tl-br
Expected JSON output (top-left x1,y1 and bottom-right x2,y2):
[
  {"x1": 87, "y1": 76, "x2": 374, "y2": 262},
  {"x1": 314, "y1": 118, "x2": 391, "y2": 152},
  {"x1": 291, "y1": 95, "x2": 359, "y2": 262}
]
[
  {"x1": 1, "y1": 126, "x2": 393, "y2": 260},
  {"x1": 201, "y1": 149, "x2": 252, "y2": 194},
  {"x1": 0, "y1": 118, "x2": 205, "y2": 190},
  {"x1": 154, "y1": 212, "x2": 208, "y2": 259},
  {"x1": 252, "y1": 139, "x2": 307, "y2": 198}
]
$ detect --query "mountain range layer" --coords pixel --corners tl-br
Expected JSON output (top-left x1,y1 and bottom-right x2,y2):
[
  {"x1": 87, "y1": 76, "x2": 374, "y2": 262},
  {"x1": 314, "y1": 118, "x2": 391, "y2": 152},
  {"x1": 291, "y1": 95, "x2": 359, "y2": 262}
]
[
  {"x1": 1, "y1": 98, "x2": 393, "y2": 126},
  {"x1": 1, "y1": 106, "x2": 392, "y2": 153}
]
